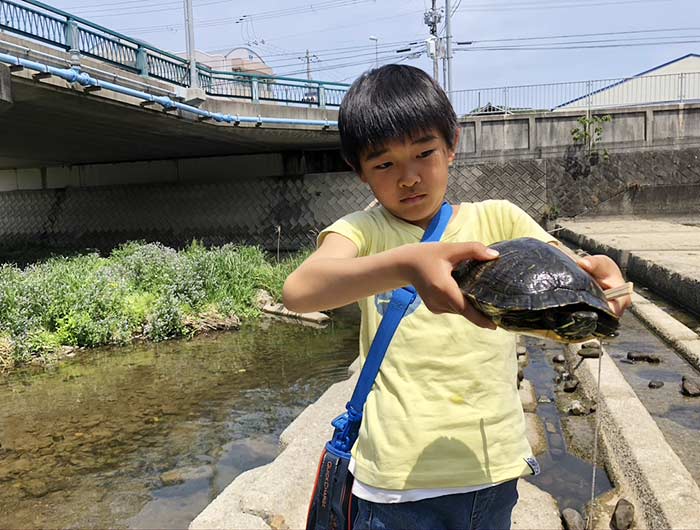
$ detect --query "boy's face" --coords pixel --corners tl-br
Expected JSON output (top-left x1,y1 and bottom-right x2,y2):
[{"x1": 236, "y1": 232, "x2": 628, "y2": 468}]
[{"x1": 357, "y1": 128, "x2": 457, "y2": 229}]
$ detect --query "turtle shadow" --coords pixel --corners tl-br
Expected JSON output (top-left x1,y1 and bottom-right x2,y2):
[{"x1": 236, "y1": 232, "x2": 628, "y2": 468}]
[{"x1": 405, "y1": 419, "x2": 493, "y2": 487}]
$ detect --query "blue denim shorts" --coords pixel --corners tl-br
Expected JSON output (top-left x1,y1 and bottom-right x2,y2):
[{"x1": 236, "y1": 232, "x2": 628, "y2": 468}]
[{"x1": 352, "y1": 479, "x2": 519, "y2": 530}]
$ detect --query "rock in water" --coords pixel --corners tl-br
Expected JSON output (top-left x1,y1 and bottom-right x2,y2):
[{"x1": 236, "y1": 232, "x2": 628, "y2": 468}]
[
  {"x1": 627, "y1": 351, "x2": 661, "y2": 363},
  {"x1": 562, "y1": 508, "x2": 585, "y2": 530},
  {"x1": 681, "y1": 376, "x2": 700, "y2": 397},
  {"x1": 648, "y1": 380, "x2": 664, "y2": 389},
  {"x1": 567, "y1": 400, "x2": 588, "y2": 416},
  {"x1": 563, "y1": 378, "x2": 579, "y2": 393},
  {"x1": 578, "y1": 345, "x2": 602, "y2": 358},
  {"x1": 610, "y1": 499, "x2": 635, "y2": 530}
]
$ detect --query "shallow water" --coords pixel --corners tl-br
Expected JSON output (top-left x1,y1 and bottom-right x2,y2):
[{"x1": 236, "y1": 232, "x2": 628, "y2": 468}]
[
  {"x1": 0, "y1": 309, "x2": 359, "y2": 529},
  {"x1": 523, "y1": 339, "x2": 613, "y2": 513},
  {"x1": 603, "y1": 311, "x2": 700, "y2": 486}
]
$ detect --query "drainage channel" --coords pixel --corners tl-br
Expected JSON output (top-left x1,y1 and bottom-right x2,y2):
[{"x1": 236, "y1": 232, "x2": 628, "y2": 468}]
[
  {"x1": 523, "y1": 339, "x2": 613, "y2": 514},
  {"x1": 602, "y1": 306, "x2": 700, "y2": 487},
  {"x1": 559, "y1": 241, "x2": 700, "y2": 489}
]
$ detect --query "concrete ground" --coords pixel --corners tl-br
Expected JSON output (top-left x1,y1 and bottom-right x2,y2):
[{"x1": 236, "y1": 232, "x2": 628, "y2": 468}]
[
  {"x1": 556, "y1": 215, "x2": 700, "y2": 316},
  {"x1": 189, "y1": 363, "x2": 561, "y2": 530}
]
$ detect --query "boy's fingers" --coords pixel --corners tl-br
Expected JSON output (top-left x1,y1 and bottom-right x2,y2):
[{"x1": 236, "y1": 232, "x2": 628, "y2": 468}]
[{"x1": 450, "y1": 242, "x2": 500, "y2": 262}]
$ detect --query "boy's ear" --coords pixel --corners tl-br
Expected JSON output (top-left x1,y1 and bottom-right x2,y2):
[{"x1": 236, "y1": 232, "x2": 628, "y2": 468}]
[
  {"x1": 343, "y1": 156, "x2": 367, "y2": 182},
  {"x1": 448, "y1": 128, "x2": 461, "y2": 164}
]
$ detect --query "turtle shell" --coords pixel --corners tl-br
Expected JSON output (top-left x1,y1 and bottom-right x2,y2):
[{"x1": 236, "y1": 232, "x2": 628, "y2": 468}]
[{"x1": 452, "y1": 237, "x2": 618, "y2": 340}]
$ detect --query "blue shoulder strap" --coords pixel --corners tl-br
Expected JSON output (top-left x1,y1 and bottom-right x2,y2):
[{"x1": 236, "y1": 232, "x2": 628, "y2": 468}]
[{"x1": 345, "y1": 201, "x2": 453, "y2": 419}]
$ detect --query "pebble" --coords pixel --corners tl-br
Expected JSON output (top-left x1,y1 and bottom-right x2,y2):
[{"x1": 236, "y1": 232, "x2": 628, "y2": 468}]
[
  {"x1": 553, "y1": 354, "x2": 566, "y2": 363},
  {"x1": 554, "y1": 364, "x2": 568, "y2": 375},
  {"x1": 21, "y1": 479, "x2": 50, "y2": 498},
  {"x1": 610, "y1": 498, "x2": 635, "y2": 530},
  {"x1": 563, "y1": 378, "x2": 579, "y2": 392},
  {"x1": 681, "y1": 375, "x2": 700, "y2": 397},
  {"x1": 568, "y1": 400, "x2": 588, "y2": 416},
  {"x1": 648, "y1": 380, "x2": 664, "y2": 389},
  {"x1": 537, "y1": 395, "x2": 552, "y2": 404},
  {"x1": 562, "y1": 507, "x2": 585, "y2": 530},
  {"x1": 516, "y1": 346, "x2": 527, "y2": 356},
  {"x1": 627, "y1": 351, "x2": 661, "y2": 363},
  {"x1": 578, "y1": 346, "x2": 602, "y2": 358}
]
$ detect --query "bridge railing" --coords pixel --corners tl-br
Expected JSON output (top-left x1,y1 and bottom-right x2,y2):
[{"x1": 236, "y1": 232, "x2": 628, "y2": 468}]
[
  {"x1": 0, "y1": 0, "x2": 349, "y2": 106},
  {"x1": 451, "y1": 71, "x2": 700, "y2": 116}
]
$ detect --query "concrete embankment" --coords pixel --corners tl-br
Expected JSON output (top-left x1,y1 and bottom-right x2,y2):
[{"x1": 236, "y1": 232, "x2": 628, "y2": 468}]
[
  {"x1": 556, "y1": 216, "x2": 700, "y2": 317},
  {"x1": 559, "y1": 216, "x2": 700, "y2": 527},
  {"x1": 189, "y1": 359, "x2": 562, "y2": 530},
  {"x1": 566, "y1": 332, "x2": 700, "y2": 529}
]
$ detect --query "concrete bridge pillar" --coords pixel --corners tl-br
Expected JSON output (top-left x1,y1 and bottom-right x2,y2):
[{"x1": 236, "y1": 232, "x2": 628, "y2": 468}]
[{"x1": 0, "y1": 65, "x2": 13, "y2": 113}]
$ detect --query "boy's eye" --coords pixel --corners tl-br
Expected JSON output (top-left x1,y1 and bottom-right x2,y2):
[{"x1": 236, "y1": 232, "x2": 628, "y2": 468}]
[
  {"x1": 418, "y1": 149, "x2": 435, "y2": 158},
  {"x1": 374, "y1": 161, "x2": 393, "y2": 170}
]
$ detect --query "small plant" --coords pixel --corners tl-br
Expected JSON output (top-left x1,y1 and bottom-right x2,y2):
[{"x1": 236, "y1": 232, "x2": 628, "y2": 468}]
[{"x1": 571, "y1": 114, "x2": 611, "y2": 162}]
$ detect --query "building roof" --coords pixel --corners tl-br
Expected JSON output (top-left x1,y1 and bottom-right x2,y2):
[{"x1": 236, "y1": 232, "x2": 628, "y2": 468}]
[{"x1": 554, "y1": 53, "x2": 700, "y2": 109}]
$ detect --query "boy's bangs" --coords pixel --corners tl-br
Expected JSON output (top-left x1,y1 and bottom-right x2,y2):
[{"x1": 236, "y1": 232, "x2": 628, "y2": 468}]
[{"x1": 339, "y1": 65, "x2": 457, "y2": 171}]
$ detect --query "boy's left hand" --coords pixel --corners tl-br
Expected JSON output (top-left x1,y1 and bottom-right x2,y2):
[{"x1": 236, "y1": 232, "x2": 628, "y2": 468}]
[{"x1": 577, "y1": 255, "x2": 631, "y2": 317}]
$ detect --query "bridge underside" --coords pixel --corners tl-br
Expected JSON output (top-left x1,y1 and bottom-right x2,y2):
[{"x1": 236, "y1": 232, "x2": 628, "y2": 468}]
[{"x1": 0, "y1": 69, "x2": 340, "y2": 169}]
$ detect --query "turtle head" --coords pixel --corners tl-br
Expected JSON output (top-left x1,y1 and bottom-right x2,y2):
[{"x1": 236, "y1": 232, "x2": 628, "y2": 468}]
[{"x1": 543, "y1": 309, "x2": 599, "y2": 342}]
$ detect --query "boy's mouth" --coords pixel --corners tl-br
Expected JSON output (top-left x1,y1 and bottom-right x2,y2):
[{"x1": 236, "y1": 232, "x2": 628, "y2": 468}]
[{"x1": 400, "y1": 193, "x2": 426, "y2": 204}]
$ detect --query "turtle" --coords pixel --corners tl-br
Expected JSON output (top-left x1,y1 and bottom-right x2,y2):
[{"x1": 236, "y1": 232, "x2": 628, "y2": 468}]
[{"x1": 451, "y1": 237, "x2": 619, "y2": 343}]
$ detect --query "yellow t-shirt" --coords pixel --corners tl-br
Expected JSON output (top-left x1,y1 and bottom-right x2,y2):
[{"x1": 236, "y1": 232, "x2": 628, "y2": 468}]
[{"x1": 318, "y1": 200, "x2": 556, "y2": 490}]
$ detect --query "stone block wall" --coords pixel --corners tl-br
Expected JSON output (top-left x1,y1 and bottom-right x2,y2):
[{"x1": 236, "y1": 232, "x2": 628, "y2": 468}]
[{"x1": 1, "y1": 144, "x2": 699, "y2": 256}]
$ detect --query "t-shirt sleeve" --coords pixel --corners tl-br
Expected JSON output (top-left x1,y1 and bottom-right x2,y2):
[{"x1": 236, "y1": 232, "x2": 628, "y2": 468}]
[
  {"x1": 316, "y1": 211, "x2": 371, "y2": 256},
  {"x1": 502, "y1": 201, "x2": 558, "y2": 243}
]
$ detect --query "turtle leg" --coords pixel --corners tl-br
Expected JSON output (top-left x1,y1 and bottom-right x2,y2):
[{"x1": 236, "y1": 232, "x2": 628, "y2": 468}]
[{"x1": 544, "y1": 310, "x2": 599, "y2": 341}]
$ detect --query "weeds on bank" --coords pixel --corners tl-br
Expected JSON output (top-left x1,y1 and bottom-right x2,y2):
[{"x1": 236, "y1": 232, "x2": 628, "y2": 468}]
[{"x1": 0, "y1": 241, "x2": 309, "y2": 370}]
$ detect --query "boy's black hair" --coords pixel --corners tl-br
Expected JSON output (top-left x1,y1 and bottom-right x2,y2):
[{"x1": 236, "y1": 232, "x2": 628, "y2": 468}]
[{"x1": 338, "y1": 64, "x2": 458, "y2": 172}]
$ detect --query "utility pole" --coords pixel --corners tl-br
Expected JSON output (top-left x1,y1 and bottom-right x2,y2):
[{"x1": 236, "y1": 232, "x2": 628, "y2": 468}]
[
  {"x1": 305, "y1": 49, "x2": 312, "y2": 80},
  {"x1": 183, "y1": 0, "x2": 199, "y2": 88},
  {"x1": 445, "y1": 0, "x2": 453, "y2": 101},
  {"x1": 369, "y1": 35, "x2": 379, "y2": 68},
  {"x1": 423, "y1": 0, "x2": 442, "y2": 82}
]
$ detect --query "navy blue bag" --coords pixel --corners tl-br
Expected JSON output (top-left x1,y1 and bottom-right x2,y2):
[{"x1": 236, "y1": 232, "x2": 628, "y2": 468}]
[{"x1": 305, "y1": 203, "x2": 453, "y2": 530}]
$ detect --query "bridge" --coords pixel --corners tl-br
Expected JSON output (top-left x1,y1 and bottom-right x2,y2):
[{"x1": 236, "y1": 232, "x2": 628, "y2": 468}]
[{"x1": 0, "y1": 0, "x2": 351, "y2": 169}]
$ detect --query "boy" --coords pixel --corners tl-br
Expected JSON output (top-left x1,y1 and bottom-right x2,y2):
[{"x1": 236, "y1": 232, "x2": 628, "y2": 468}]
[{"x1": 283, "y1": 65, "x2": 629, "y2": 530}]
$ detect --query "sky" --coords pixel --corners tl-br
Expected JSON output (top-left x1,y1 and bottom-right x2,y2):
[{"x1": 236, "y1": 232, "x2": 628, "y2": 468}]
[{"x1": 48, "y1": 0, "x2": 700, "y2": 91}]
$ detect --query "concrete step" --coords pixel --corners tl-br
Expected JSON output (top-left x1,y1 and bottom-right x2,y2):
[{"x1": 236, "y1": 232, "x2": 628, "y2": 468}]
[{"x1": 556, "y1": 216, "x2": 700, "y2": 315}]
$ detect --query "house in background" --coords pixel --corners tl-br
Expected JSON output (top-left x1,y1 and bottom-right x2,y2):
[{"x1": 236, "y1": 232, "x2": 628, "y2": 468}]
[
  {"x1": 177, "y1": 47, "x2": 273, "y2": 76},
  {"x1": 555, "y1": 53, "x2": 700, "y2": 110}
]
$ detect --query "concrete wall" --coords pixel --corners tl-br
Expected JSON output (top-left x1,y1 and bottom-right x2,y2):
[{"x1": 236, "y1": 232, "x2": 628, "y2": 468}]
[
  {"x1": 2, "y1": 101, "x2": 700, "y2": 255},
  {"x1": 457, "y1": 102, "x2": 700, "y2": 160}
]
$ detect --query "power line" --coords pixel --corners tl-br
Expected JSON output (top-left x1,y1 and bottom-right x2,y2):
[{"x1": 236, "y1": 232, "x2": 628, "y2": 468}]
[
  {"x1": 451, "y1": 0, "x2": 675, "y2": 11},
  {"x1": 70, "y1": 0, "x2": 374, "y2": 19},
  {"x1": 276, "y1": 50, "x2": 420, "y2": 77},
  {"x1": 118, "y1": 7, "x2": 425, "y2": 36},
  {"x1": 456, "y1": 39, "x2": 700, "y2": 51},
  {"x1": 465, "y1": 26, "x2": 700, "y2": 45}
]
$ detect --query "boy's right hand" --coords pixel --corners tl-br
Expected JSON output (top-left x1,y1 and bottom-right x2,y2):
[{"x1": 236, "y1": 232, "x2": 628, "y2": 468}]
[{"x1": 399, "y1": 242, "x2": 499, "y2": 329}]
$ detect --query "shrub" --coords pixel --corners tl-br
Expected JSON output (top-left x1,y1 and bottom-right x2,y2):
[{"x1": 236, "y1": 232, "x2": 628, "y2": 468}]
[{"x1": 0, "y1": 241, "x2": 305, "y2": 370}]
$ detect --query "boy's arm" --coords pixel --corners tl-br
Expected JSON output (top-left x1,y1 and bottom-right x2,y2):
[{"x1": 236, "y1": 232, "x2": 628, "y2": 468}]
[{"x1": 282, "y1": 232, "x2": 499, "y2": 328}]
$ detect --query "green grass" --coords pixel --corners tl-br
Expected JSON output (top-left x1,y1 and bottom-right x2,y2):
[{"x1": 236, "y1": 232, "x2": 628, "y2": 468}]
[{"x1": 0, "y1": 241, "x2": 311, "y2": 371}]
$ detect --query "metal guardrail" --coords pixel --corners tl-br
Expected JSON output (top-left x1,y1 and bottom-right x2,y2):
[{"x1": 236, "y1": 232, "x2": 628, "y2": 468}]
[
  {"x1": 0, "y1": 51, "x2": 338, "y2": 127},
  {"x1": 0, "y1": 0, "x2": 349, "y2": 107},
  {"x1": 452, "y1": 71, "x2": 700, "y2": 116}
]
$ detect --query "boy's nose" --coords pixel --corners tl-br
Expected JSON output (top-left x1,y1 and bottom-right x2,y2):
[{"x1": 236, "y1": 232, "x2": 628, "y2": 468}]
[{"x1": 398, "y1": 171, "x2": 421, "y2": 188}]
